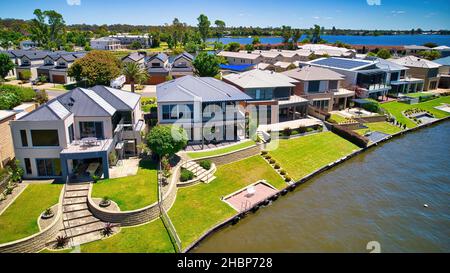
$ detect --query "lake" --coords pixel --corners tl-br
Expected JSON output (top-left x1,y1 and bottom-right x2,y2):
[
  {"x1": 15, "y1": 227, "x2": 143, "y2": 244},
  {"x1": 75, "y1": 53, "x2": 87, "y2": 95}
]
[
  {"x1": 207, "y1": 35, "x2": 450, "y2": 46},
  {"x1": 192, "y1": 121, "x2": 450, "y2": 253}
]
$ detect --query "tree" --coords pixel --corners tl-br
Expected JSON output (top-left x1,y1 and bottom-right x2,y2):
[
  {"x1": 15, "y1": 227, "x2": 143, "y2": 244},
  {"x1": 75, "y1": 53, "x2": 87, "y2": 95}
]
[
  {"x1": 423, "y1": 42, "x2": 438, "y2": 48},
  {"x1": 122, "y1": 62, "x2": 148, "y2": 93},
  {"x1": 244, "y1": 44, "x2": 254, "y2": 52},
  {"x1": 418, "y1": 50, "x2": 441, "y2": 60},
  {"x1": 68, "y1": 50, "x2": 121, "y2": 86},
  {"x1": 130, "y1": 41, "x2": 142, "y2": 50},
  {"x1": 29, "y1": 9, "x2": 66, "y2": 49},
  {"x1": 292, "y1": 29, "x2": 302, "y2": 47},
  {"x1": 214, "y1": 20, "x2": 226, "y2": 41},
  {"x1": 224, "y1": 42, "x2": 241, "y2": 52},
  {"x1": 281, "y1": 25, "x2": 292, "y2": 44},
  {"x1": 197, "y1": 14, "x2": 211, "y2": 42},
  {"x1": 185, "y1": 41, "x2": 199, "y2": 53},
  {"x1": 146, "y1": 125, "x2": 188, "y2": 158},
  {"x1": 252, "y1": 36, "x2": 261, "y2": 45},
  {"x1": 311, "y1": 24, "x2": 322, "y2": 44},
  {"x1": 0, "y1": 53, "x2": 14, "y2": 79},
  {"x1": 376, "y1": 49, "x2": 392, "y2": 59},
  {"x1": 19, "y1": 70, "x2": 31, "y2": 82},
  {"x1": 192, "y1": 52, "x2": 220, "y2": 77}
]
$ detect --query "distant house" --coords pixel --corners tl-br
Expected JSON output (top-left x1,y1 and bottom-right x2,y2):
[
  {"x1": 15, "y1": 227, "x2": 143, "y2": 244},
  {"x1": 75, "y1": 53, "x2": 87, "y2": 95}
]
[
  {"x1": 109, "y1": 34, "x2": 151, "y2": 48},
  {"x1": 223, "y1": 69, "x2": 309, "y2": 124},
  {"x1": 146, "y1": 53, "x2": 170, "y2": 84},
  {"x1": 49, "y1": 53, "x2": 86, "y2": 84},
  {"x1": 90, "y1": 37, "x2": 122, "y2": 50},
  {"x1": 283, "y1": 66, "x2": 355, "y2": 112},
  {"x1": 170, "y1": 52, "x2": 194, "y2": 79},
  {"x1": 15, "y1": 51, "x2": 49, "y2": 80},
  {"x1": 0, "y1": 110, "x2": 17, "y2": 168},
  {"x1": 403, "y1": 45, "x2": 430, "y2": 55},
  {"x1": 10, "y1": 86, "x2": 144, "y2": 180},
  {"x1": 433, "y1": 45, "x2": 450, "y2": 58},
  {"x1": 389, "y1": 56, "x2": 441, "y2": 91},
  {"x1": 122, "y1": 52, "x2": 146, "y2": 68},
  {"x1": 156, "y1": 75, "x2": 252, "y2": 143},
  {"x1": 434, "y1": 56, "x2": 450, "y2": 89},
  {"x1": 217, "y1": 51, "x2": 263, "y2": 65},
  {"x1": 298, "y1": 44, "x2": 356, "y2": 58},
  {"x1": 19, "y1": 40, "x2": 38, "y2": 50}
]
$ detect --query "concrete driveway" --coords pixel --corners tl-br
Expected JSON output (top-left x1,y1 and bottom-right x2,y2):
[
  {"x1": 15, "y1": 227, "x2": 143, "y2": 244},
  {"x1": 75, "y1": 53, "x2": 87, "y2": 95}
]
[{"x1": 122, "y1": 84, "x2": 156, "y2": 98}]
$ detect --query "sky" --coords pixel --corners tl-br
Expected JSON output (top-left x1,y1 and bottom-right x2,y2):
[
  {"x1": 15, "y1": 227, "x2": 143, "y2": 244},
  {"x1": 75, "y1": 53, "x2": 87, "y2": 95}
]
[{"x1": 0, "y1": 0, "x2": 449, "y2": 30}]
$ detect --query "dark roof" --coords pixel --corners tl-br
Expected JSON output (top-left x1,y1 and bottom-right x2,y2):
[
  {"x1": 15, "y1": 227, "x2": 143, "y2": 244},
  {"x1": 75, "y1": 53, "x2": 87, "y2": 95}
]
[
  {"x1": 147, "y1": 66, "x2": 170, "y2": 74},
  {"x1": 123, "y1": 52, "x2": 145, "y2": 62},
  {"x1": 173, "y1": 52, "x2": 194, "y2": 62},
  {"x1": 157, "y1": 75, "x2": 252, "y2": 103},
  {"x1": 171, "y1": 66, "x2": 194, "y2": 72},
  {"x1": 90, "y1": 85, "x2": 140, "y2": 110},
  {"x1": 23, "y1": 51, "x2": 49, "y2": 60},
  {"x1": 310, "y1": 57, "x2": 374, "y2": 70},
  {"x1": 148, "y1": 53, "x2": 168, "y2": 63}
]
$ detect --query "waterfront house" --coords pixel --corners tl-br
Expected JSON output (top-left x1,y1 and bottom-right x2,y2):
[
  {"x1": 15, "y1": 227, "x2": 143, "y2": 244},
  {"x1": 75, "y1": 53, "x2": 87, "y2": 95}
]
[
  {"x1": 156, "y1": 75, "x2": 252, "y2": 143},
  {"x1": 404, "y1": 45, "x2": 430, "y2": 55},
  {"x1": 282, "y1": 65, "x2": 355, "y2": 112},
  {"x1": 90, "y1": 37, "x2": 122, "y2": 50},
  {"x1": 217, "y1": 51, "x2": 263, "y2": 65},
  {"x1": 389, "y1": 56, "x2": 442, "y2": 91},
  {"x1": 307, "y1": 57, "x2": 391, "y2": 100},
  {"x1": 109, "y1": 33, "x2": 151, "y2": 48},
  {"x1": 223, "y1": 69, "x2": 309, "y2": 124},
  {"x1": 0, "y1": 110, "x2": 17, "y2": 168},
  {"x1": 146, "y1": 53, "x2": 170, "y2": 84},
  {"x1": 298, "y1": 44, "x2": 356, "y2": 58},
  {"x1": 170, "y1": 52, "x2": 195, "y2": 79},
  {"x1": 122, "y1": 52, "x2": 146, "y2": 68},
  {"x1": 433, "y1": 45, "x2": 450, "y2": 58},
  {"x1": 10, "y1": 86, "x2": 144, "y2": 180},
  {"x1": 434, "y1": 56, "x2": 450, "y2": 89}
]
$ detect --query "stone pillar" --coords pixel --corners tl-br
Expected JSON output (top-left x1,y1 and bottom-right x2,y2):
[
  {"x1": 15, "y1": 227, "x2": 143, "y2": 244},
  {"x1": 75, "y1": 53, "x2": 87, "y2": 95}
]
[{"x1": 60, "y1": 156, "x2": 69, "y2": 183}]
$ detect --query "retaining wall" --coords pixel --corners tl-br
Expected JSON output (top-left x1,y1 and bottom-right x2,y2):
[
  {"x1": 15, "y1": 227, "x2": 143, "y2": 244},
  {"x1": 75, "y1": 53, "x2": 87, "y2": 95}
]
[
  {"x1": 0, "y1": 185, "x2": 65, "y2": 253},
  {"x1": 354, "y1": 115, "x2": 387, "y2": 123},
  {"x1": 192, "y1": 144, "x2": 261, "y2": 166}
]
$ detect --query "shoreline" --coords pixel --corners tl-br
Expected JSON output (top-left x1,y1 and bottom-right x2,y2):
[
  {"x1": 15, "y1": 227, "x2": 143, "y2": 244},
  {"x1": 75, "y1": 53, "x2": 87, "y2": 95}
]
[{"x1": 183, "y1": 115, "x2": 450, "y2": 253}]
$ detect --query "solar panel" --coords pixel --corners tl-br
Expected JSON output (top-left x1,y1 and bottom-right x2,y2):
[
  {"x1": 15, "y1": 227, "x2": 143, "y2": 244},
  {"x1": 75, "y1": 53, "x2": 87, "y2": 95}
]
[{"x1": 312, "y1": 58, "x2": 370, "y2": 70}]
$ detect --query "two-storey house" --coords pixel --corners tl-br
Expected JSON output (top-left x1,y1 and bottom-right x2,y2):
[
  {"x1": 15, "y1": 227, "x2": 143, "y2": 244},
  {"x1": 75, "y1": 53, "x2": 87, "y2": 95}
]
[
  {"x1": 146, "y1": 53, "x2": 170, "y2": 84},
  {"x1": 389, "y1": 56, "x2": 442, "y2": 91},
  {"x1": 170, "y1": 52, "x2": 194, "y2": 79}
]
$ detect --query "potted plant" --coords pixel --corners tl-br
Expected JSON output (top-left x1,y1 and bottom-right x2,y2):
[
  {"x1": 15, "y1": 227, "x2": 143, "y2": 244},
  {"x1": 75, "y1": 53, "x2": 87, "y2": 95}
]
[
  {"x1": 101, "y1": 222, "x2": 114, "y2": 237},
  {"x1": 55, "y1": 235, "x2": 69, "y2": 248},
  {"x1": 41, "y1": 207, "x2": 54, "y2": 219},
  {"x1": 99, "y1": 196, "x2": 111, "y2": 208}
]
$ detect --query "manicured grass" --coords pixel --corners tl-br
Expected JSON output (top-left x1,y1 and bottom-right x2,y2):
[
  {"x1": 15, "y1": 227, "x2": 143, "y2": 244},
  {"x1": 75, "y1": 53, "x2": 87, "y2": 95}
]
[
  {"x1": 169, "y1": 155, "x2": 286, "y2": 247},
  {"x1": 187, "y1": 140, "x2": 255, "y2": 159},
  {"x1": 92, "y1": 160, "x2": 158, "y2": 211},
  {"x1": 354, "y1": 122, "x2": 403, "y2": 136},
  {"x1": 403, "y1": 92, "x2": 433, "y2": 98},
  {"x1": 381, "y1": 96, "x2": 450, "y2": 128},
  {"x1": 80, "y1": 218, "x2": 175, "y2": 253},
  {"x1": 40, "y1": 218, "x2": 175, "y2": 253},
  {"x1": 0, "y1": 183, "x2": 62, "y2": 244},
  {"x1": 330, "y1": 113, "x2": 348, "y2": 123},
  {"x1": 268, "y1": 132, "x2": 359, "y2": 180}
]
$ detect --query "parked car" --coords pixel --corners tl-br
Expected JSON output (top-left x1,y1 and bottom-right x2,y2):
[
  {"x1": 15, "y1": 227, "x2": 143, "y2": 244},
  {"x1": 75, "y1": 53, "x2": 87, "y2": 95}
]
[{"x1": 110, "y1": 75, "x2": 126, "y2": 89}]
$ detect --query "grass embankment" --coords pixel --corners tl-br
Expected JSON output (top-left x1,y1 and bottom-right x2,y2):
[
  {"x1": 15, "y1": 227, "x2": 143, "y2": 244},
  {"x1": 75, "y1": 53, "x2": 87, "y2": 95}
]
[
  {"x1": 381, "y1": 96, "x2": 450, "y2": 128},
  {"x1": 329, "y1": 113, "x2": 348, "y2": 123},
  {"x1": 0, "y1": 183, "x2": 62, "y2": 244},
  {"x1": 354, "y1": 121, "x2": 403, "y2": 135},
  {"x1": 268, "y1": 132, "x2": 359, "y2": 181},
  {"x1": 92, "y1": 160, "x2": 158, "y2": 211},
  {"x1": 187, "y1": 140, "x2": 255, "y2": 159},
  {"x1": 169, "y1": 155, "x2": 286, "y2": 247}
]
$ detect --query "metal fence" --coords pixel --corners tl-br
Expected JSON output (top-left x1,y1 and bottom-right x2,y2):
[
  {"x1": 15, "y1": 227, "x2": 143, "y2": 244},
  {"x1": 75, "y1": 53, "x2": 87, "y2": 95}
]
[{"x1": 157, "y1": 164, "x2": 182, "y2": 253}]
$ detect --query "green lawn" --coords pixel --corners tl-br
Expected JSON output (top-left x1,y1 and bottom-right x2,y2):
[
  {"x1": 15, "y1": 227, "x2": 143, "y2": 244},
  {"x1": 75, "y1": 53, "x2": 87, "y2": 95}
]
[
  {"x1": 269, "y1": 132, "x2": 359, "y2": 180},
  {"x1": 0, "y1": 183, "x2": 62, "y2": 244},
  {"x1": 40, "y1": 218, "x2": 174, "y2": 253},
  {"x1": 169, "y1": 155, "x2": 286, "y2": 247},
  {"x1": 354, "y1": 122, "x2": 403, "y2": 136},
  {"x1": 92, "y1": 160, "x2": 158, "y2": 211},
  {"x1": 381, "y1": 96, "x2": 450, "y2": 128},
  {"x1": 403, "y1": 92, "x2": 433, "y2": 98},
  {"x1": 330, "y1": 113, "x2": 348, "y2": 123},
  {"x1": 187, "y1": 140, "x2": 255, "y2": 159}
]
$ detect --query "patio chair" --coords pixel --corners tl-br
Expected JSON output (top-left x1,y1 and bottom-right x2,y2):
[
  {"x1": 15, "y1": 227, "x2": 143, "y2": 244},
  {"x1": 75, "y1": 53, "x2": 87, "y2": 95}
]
[{"x1": 246, "y1": 185, "x2": 256, "y2": 197}]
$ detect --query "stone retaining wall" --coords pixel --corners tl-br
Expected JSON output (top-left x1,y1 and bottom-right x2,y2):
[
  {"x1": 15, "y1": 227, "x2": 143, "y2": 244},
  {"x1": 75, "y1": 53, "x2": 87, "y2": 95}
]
[
  {"x1": 177, "y1": 164, "x2": 216, "y2": 188},
  {"x1": 354, "y1": 115, "x2": 387, "y2": 123},
  {"x1": 193, "y1": 144, "x2": 261, "y2": 166},
  {"x1": 87, "y1": 166, "x2": 179, "y2": 226},
  {"x1": 0, "y1": 185, "x2": 65, "y2": 253}
]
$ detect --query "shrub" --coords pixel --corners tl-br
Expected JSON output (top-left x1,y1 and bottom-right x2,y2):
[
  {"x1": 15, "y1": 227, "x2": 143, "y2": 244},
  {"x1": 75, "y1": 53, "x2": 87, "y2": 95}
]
[
  {"x1": 199, "y1": 160, "x2": 212, "y2": 170},
  {"x1": 269, "y1": 159, "x2": 275, "y2": 164},
  {"x1": 261, "y1": 151, "x2": 268, "y2": 155},
  {"x1": 0, "y1": 92, "x2": 21, "y2": 110},
  {"x1": 285, "y1": 176, "x2": 292, "y2": 182},
  {"x1": 264, "y1": 155, "x2": 271, "y2": 160},
  {"x1": 331, "y1": 125, "x2": 369, "y2": 148},
  {"x1": 298, "y1": 126, "x2": 307, "y2": 133},
  {"x1": 279, "y1": 169, "x2": 286, "y2": 175},
  {"x1": 283, "y1": 127, "x2": 292, "y2": 136},
  {"x1": 56, "y1": 235, "x2": 69, "y2": 248},
  {"x1": 180, "y1": 168, "x2": 195, "y2": 182},
  {"x1": 361, "y1": 101, "x2": 380, "y2": 113},
  {"x1": 291, "y1": 129, "x2": 299, "y2": 135},
  {"x1": 44, "y1": 207, "x2": 53, "y2": 216},
  {"x1": 35, "y1": 90, "x2": 48, "y2": 104},
  {"x1": 101, "y1": 222, "x2": 114, "y2": 237},
  {"x1": 306, "y1": 127, "x2": 314, "y2": 132},
  {"x1": 274, "y1": 163, "x2": 280, "y2": 169}
]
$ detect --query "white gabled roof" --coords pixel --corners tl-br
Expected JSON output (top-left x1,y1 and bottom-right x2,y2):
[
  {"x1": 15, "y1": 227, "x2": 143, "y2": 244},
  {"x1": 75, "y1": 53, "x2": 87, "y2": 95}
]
[
  {"x1": 224, "y1": 69, "x2": 298, "y2": 89},
  {"x1": 217, "y1": 51, "x2": 261, "y2": 60},
  {"x1": 80, "y1": 88, "x2": 116, "y2": 115},
  {"x1": 389, "y1": 56, "x2": 442, "y2": 69},
  {"x1": 47, "y1": 100, "x2": 71, "y2": 119}
]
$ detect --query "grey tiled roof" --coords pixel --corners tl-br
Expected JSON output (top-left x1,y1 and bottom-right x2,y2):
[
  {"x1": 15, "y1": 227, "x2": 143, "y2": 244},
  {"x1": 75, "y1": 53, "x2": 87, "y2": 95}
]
[
  {"x1": 148, "y1": 66, "x2": 170, "y2": 74},
  {"x1": 157, "y1": 75, "x2": 252, "y2": 103},
  {"x1": 148, "y1": 53, "x2": 168, "y2": 63},
  {"x1": 174, "y1": 52, "x2": 194, "y2": 62},
  {"x1": 123, "y1": 52, "x2": 145, "y2": 62},
  {"x1": 90, "y1": 85, "x2": 140, "y2": 110}
]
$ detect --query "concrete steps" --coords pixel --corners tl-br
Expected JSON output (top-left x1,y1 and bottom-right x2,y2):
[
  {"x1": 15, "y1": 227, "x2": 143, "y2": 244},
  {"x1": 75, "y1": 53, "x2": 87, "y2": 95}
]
[{"x1": 184, "y1": 161, "x2": 216, "y2": 183}]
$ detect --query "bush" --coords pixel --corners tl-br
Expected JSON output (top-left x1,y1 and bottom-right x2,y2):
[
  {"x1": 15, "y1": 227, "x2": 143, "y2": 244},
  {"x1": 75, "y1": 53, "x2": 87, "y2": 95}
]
[
  {"x1": 361, "y1": 101, "x2": 380, "y2": 113},
  {"x1": 261, "y1": 151, "x2": 268, "y2": 155},
  {"x1": 274, "y1": 163, "x2": 280, "y2": 169},
  {"x1": 264, "y1": 155, "x2": 271, "y2": 160},
  {"x1": 180, "y1": 168, "x2": 195, "y2": 182},
  {"x1": 269, "y1": 159, "x2": 275, "y2": 164},
  {"x1": 199, "y1": 160, "x2": 212, "y2": 170},
  {"x1": 283, "y1": 127, "x2": 292, "y2": 136},
  {"x1": 298, "y1": 126, "x2": 307, "y2": 133},
  {"x1": 306, "y1": 127, "x2": 314, "y2": 132},
  {"x1": 0, "y1": 84, "x2": 36, "y2": 103},
  {"x1": 285, "y1": 176, "x2": 292, "y2": 182},
  {"x1": 0, "y1": 92, "x2": 21, "y2": 110},
  {"x1": 331, "y1": 125, "x2": 369, "y2": 148},
  {"x1": 279, "y1": 169, "x2": 286, "y2": 175}
]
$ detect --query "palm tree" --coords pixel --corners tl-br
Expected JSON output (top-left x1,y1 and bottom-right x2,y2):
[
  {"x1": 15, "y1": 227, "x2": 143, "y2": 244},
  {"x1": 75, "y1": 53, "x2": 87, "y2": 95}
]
[{"x1": 122, "y1": 62, "x2": 147, "y2": 93}]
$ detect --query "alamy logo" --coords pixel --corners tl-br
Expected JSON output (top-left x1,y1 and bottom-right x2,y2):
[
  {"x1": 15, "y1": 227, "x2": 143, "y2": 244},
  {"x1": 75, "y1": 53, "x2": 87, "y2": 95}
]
[{"x1": 366, "y1": 241, "x2": 381, "y2": 253}]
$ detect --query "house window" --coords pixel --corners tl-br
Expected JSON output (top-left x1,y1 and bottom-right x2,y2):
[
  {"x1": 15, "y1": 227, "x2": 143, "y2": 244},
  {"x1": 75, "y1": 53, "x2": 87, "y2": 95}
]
[
  {"x1": 390, "y1": 72, "x2": 399, "y2": 82},
  {"x1": 36, "y1": 158, "x2": 61, "y2": 176},
  {"x1": 20, "y1": 130, "x2": 28, "y2": 147},
  {"x1": 162, "y1": 104, "x2": 193, "y2": 120},
  {"x1": 162, "y1": 105, "x2": 177, "y2": 120},
  {"x1": 79, "y1": 122, "x2": 104, "y2": 139},
  {"x1": 428, "y1": 68, "x2": 438, "y2": 78},
  {"x1": 68, "y1": 124, "x2": 74, "y2": 143},
  {"x1": 24, "y1": 158, "x2": 32, "y2": 174},
  {"x1": 329, "y1": 80, "x2": 338, "y2": 90},
  {"x1": 31, "y1": 130, "x2": 59, "y2": 147},
  {"x1": 256, "y1": 89, "x2": 261, "y2": 99},
  {"x1": 308, "y1": 81, "x2": 321, "y2": 93},
  {"x1": 152, "y1": 62, "x2": 161, "y2": 67}
]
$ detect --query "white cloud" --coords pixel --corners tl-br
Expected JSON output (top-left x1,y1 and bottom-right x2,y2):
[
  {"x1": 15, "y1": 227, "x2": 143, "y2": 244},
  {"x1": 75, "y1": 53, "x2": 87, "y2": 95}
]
[
  {"x1": 366, "y1": 0, "x2": 381, "y2": 5},
  {"x1": 312, "y1": 16, "x2": 320, "y2": 20},
  {"x1": 67, "y1": 0, "x2": 81, "y2": 6},
  {"x1": 391, "y1": 10, "x2": 405, "y2": 14}
]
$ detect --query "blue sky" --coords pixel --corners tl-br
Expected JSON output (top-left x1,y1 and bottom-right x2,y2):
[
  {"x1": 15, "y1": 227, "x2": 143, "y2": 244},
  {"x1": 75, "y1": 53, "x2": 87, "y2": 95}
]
[{"x1": 0, "y1": 0, "x2": 449, "y2": 29}]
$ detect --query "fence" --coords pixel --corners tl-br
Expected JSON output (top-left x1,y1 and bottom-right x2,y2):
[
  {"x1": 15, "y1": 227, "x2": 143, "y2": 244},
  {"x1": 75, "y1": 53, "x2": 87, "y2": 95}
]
[{"x1": 157, "y1": 162, "x2": 182, "y2": 253}]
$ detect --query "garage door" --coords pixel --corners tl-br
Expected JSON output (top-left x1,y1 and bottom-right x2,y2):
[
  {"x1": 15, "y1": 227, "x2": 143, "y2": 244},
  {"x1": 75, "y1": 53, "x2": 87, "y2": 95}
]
[
  {"x1": 147, "y1": 75, "x2": 166, "y2": 85},
  {"x1": 52, "y1": 75, "x2": 66, "y2": 84}
]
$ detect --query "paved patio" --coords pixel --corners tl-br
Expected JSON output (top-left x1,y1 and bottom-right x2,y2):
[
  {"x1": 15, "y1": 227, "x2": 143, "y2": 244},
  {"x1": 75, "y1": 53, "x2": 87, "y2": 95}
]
[
  {"x1": 336, "y1": 108, "x2": 379, "y2": 118},
  {"x1": 184, "y1": 140, "x2": 243, "y2": 152},
  {"x1": 223, "y1": 181, "x2": 278, "y2": 212},
  {"x1": 257, "y1": 117, "x2": 322, "y2": 132},
  {"x1": 108, "y1": 157, "x2": 140, "y2": 179}
]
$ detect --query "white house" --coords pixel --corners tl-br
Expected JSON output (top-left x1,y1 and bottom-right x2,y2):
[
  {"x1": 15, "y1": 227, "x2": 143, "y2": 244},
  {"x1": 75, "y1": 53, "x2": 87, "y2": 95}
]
[{"x1": 90, "y1": 37, "x2": 122, "y2": 50}]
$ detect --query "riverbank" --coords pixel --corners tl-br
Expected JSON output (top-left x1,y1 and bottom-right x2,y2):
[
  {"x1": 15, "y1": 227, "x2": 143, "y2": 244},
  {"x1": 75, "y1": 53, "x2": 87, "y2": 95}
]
[{"x1": 184, "y1": 114, "x2": 450, "y2": 253}]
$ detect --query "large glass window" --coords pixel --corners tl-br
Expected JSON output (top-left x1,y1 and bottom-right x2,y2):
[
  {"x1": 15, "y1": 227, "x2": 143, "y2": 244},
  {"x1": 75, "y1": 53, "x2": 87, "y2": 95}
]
[
  {"x1": 68, "y1": 124, "x2": 74, "y2": 143},
  {"x1": 36, "y1": 158, "x2": 61, "y2": 176},
  {"x1": 329, "y1": 80, "x2": 338, "y2": 90},
  {"x1": 24, "y1": 158, "x2": 32, "y2": 174},
  {"x1": 20, "y1": 130, "x2": 28, "y2": 147},
  {"x1": 308, "y1": 81, "x2": 321, "y2": 93},
  {"x1": 79, "y1": 122, "x2": 104, "y2": 139},
  {"x1": 31, "y1": 130, "x2": 59, "y2": 146},
  {"x1": 428, "y1": 68, "x2": 438, "y2": 78},
  {"x1": 162, "y1": 104, "x2": 193, "y2": 120}
]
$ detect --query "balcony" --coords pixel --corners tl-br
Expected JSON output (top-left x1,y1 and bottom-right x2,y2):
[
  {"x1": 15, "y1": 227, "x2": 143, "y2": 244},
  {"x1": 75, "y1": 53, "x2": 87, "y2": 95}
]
[
  {"x1": 115, "y1": 120, "x2": 145, "y2": 140},
  {"x1": 61, "y1": 138, "x2": 113, "y2": 155}
]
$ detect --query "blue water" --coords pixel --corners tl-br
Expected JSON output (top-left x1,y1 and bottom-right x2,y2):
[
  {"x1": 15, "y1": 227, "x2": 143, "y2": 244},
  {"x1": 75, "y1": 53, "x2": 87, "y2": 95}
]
[{"x1": 207, "y1": 35, "x2": 450, "y2": 46}]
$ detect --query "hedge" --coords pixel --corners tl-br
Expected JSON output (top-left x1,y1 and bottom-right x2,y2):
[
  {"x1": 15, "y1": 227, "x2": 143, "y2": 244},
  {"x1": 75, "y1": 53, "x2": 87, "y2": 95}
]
[
  {"x1": 331, "y1": 125, "x2": 369, "y2": 148},
  {"x1": 0, "y1": 84, "x2": 36, "y2": 109}
]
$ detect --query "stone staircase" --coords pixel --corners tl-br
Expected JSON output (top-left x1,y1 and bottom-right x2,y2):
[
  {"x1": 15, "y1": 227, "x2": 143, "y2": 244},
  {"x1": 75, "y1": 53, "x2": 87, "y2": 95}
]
[
  {"x1": 184, "y1": 161, "x2": 216, "y2": 183},
  {"x1": 257, "y1": 131, "x2": 271, "y2": 143},
  {"x1": 58, "y1": 183, "x2": 106, "y2": 246}
]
